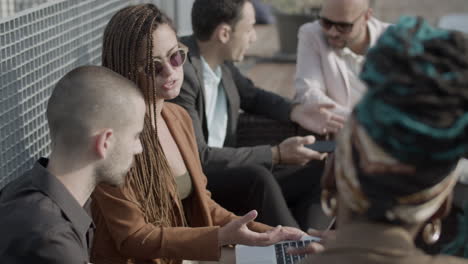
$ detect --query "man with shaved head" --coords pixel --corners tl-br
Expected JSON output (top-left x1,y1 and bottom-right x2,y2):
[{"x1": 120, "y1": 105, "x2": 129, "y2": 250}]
[
  {"x1": 0, "y1": 65, "x2": 145, "y2": 263},
  {"x1": 294, "y1": 0, "x2": 389, "y2": 121}
]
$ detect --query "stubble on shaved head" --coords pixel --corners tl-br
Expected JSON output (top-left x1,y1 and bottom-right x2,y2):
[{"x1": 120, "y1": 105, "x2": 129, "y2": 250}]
[
  {"x1": 47, "y1": 65, "x2": 144, "y2": 151},
  {"x1": 322, "y1": 0, "x2": 370, "y2": 20}
]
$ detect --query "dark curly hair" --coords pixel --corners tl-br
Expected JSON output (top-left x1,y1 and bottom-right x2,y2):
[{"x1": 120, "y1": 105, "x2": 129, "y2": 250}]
[{"x1": 191, "y1": 0, "x2": 249, "y2": 41}]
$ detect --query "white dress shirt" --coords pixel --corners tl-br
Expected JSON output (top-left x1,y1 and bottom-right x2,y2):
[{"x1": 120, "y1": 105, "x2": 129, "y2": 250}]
[
  {"x1": 201, "y1": 56, "x2": 228, "y2": 148},
  {"x1": 294, "y1": 17, "x2": 390, "y2": 116},
  {"x1": 338, "y1": 47, "x2": 367, "y2": 106}
]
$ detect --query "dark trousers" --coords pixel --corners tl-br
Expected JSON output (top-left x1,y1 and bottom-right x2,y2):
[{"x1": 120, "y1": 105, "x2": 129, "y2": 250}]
[{"x1": 205, "y1": 161, "x2": 331, "y2": 230}]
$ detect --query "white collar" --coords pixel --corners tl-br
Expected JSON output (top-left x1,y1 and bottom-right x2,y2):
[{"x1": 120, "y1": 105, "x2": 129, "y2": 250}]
[{"x1": 201, "y1": 56, "x2": 222, "y2": 82}]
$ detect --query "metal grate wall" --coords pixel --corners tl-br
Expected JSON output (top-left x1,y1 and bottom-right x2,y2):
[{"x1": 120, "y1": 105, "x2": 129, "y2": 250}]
[
  {"x1": 1, "y1": 0, "x2": 52, "y2": 18},
  {"x1": 0, "y1": 0, "x2": 170, "y2": 189}
]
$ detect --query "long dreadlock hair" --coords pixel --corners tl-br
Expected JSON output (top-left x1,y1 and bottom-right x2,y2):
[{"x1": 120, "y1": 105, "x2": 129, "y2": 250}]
[{"x1": 101, "y1": 4, "x2": 186, "y2": 231}]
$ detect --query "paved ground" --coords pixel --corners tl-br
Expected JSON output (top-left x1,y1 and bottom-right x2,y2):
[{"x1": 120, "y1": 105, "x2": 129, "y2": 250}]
[
  {"x1": 243, "y1": 25, "x2": 296, "y2": 99},
  {"x1": 374, "y1": 0, "x2": 468, "y2": 25}
]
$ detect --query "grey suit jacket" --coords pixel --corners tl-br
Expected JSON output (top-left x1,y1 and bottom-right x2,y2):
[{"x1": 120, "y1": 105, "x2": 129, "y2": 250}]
[{"x1": 170, "y1": 35, "x2": 294, "y2": 170}]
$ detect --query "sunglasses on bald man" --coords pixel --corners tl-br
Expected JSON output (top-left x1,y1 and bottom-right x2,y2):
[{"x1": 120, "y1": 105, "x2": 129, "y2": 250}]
[{"x1": 319, "y1": 10, "x2": 368, "y2": 34}]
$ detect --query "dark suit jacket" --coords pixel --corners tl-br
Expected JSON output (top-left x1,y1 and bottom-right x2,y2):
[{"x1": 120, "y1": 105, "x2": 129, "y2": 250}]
[
  {"x1": 0, "y1": 158, "x2": 93, "y2": 264},
  {"x1": 171, "y1": 35, "x2": 294, "y2": 170}
]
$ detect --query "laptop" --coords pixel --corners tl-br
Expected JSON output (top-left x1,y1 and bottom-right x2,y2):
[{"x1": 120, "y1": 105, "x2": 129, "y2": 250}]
[{"x1": 236, "y1": 236, "x2": 321, "y2": 264}]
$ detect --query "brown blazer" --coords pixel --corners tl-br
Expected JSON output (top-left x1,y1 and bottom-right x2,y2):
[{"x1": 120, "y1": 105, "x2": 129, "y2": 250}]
[
  {"x1": 90, "y1": 103, "x2": 271, "y2": 264},
  {"x1": 301, "y1": 222, "x2": 468, "y2": 264}
]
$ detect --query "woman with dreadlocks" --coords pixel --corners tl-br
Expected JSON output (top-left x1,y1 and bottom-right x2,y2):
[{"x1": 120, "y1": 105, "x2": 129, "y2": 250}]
[
  {"x1": 90, "y1": 4, "x2": 307, "y2": 264},
  {"x1": 296, "y1": 16, "x2": 468, "y2": 264}
]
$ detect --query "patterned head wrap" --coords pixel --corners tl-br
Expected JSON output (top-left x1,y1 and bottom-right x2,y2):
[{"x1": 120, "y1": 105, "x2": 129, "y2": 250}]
[{"x1": 334, "y1": 16, "x2": 468, "y2": 224}]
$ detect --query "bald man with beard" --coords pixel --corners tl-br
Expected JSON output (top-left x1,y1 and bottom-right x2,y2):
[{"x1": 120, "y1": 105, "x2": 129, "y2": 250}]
[
  {"x1": 0, "y1": 66, "x2": 145, "y2": 264},
  {"x1": 294, "y1": 0, "x2": 389, "y2": 121}
]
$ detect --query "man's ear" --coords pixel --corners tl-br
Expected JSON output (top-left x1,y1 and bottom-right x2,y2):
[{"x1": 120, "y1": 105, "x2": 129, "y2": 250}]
[
  {"x1": 95, "y1": 129, "x2": 114, "y2": 159},
  {"x1": 215, "y1": 23, "x2": 232, "y2": 44}
]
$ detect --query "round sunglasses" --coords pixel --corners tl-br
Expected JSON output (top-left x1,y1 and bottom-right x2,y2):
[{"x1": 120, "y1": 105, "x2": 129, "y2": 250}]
[{"x1": 145, "y1": 43, "x2": 189, "y2": 75}]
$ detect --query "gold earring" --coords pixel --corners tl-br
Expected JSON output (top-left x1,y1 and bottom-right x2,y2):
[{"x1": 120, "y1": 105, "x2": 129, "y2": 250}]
[
  {"x1": 422, "y1": 219, "x2": 442, "y2": 245},
  {"x1": 321, "y1": 189, "x2": 337, "y2": 217}
]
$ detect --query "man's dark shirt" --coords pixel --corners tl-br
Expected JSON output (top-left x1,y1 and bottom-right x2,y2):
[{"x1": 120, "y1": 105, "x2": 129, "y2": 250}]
[{"x1": 0, "y1": 158, "x2": 94, "y2": 264}]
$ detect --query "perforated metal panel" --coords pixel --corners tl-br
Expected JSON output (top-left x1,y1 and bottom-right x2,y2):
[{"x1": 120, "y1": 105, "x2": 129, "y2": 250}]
[
  {"x1": 0, "y1": 0, "x2": 51, "y2": 18},
  {"x1": 0, "y1": 0, "x2": 164, "y2": 189}
]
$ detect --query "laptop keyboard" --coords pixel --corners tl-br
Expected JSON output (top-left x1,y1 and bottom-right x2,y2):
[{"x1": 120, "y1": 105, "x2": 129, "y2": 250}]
[{"x1": 275, "y1": 240, "x2": 311, "y2": 264}]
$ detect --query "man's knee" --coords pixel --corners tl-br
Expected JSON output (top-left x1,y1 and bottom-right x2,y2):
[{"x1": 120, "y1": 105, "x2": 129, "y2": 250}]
[{"x1": 238, "y1": 165, "x2": 277, "y2": 187}]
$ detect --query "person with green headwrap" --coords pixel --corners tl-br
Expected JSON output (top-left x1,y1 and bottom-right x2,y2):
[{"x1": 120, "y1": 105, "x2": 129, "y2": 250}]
[{"x1": 296, "y1": 16, "x2": 468, "y2": 264}]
